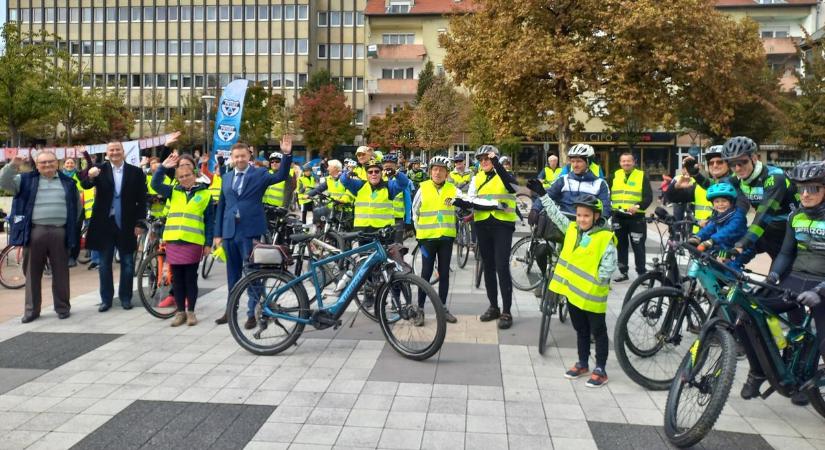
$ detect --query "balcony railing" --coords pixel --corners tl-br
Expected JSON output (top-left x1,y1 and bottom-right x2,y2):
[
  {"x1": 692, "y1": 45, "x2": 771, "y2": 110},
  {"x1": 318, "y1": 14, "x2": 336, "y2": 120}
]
[
  {"x1": 763, "y1": 37, "x2": 800, "y2": 55},
  {"x1": 366, "y1": 79, "x2": 418, "y2": 95},
  {"x1": 367, "y1": 44, "x2": 426, "y2": 61}
]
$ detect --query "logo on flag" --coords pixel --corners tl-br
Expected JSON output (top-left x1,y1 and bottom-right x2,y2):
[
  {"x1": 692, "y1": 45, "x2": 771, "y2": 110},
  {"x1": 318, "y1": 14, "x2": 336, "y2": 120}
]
[
  {"x1": 218, "y1": 124, "x2": 237, "y2": 142},
  {"x1": 221, "y1": 99, "x2": 241, "y2": 117}
]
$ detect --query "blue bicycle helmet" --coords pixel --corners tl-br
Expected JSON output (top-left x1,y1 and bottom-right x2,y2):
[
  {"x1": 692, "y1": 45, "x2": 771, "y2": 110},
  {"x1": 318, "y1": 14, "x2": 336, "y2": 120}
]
[
  {"x1": 706, "y1": 182, "x2": 738, "y2": 202},
  {"x1": 383, "y1": 153, "x2": 397, "y2": 163}
]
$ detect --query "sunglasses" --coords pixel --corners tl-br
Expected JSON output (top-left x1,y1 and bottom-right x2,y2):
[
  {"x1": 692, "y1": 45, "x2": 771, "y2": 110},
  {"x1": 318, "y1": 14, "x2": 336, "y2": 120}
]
[
  {"x1": 730, "y1": 158, "x2": 751, "y2": 168},
  {"x1": 478, "y1": 156, "x2": 490, "y2": 162},
  {"x1": 707, "y1": 159, "x2": 726, "y2": 166},
  {"x1": 367, "y1": 169, "x2": 382, "y2": 175},
  {"x1": 799, "y1": 185, "x2": 824, "y2": 195}
]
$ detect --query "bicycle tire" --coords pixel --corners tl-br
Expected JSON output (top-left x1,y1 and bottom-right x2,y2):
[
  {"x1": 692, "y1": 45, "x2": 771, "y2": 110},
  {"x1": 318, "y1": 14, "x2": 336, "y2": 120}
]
[
  {"x1": 509, "y1": 236, "x2": 543, "y2": 291},
  {"x1": 201, "y1": 253, "x2": 216, "y2": 279},
  {"x1": 135, "y1": 232, "x2": 148, "y2": 270},
  {"x1": 136, "y1": 251, "x2": 176, "y2": 319},
  {"x1": 474, "y1": 254, "x2": 483, "y2": 289},
  {"x1": 538, "y1": 288, "x2": 554, "y2": 355},
  {"x1": 352, "y1": 260, "x2": 379, "y2": 323},
  {"x1": 614, "y1": 287, "x2": 706, "y2": 390},
  {"x1": 623, "y1": 270, "x2": 668, "y2": 308},
  {"x1": 410, "y1": 243, "x2": 440, "y2": 285},
  {"x1": 77, "y1": 249, "x2": 92, "y2": 264},
  {"x1": 376, "y1": 272, "x2": 446, "y2": 361},
  {"x1": 227, "y1": 269, "x2": 310, "y2": 356},
  {"x1": 0, "y1": 245, "x2": 26, "y2": 289},
  {"x1": 558, "y1": 297, "x2": 568, "y2": 323},
  {"x1": 456, "y1": 232, "x2": 469, "y2": 269},
  {"x1": 664, "y1": 326, "x2": 737, "y2": 448},
  {"x1": 807, "y1": 362, "x2": 825, "y2": 419}
]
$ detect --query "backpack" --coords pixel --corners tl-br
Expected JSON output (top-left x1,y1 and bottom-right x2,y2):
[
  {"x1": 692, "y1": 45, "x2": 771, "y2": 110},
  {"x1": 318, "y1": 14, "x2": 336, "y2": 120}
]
[{"x1": 530, "y1": 208, "x2": 565, "y2": 243}]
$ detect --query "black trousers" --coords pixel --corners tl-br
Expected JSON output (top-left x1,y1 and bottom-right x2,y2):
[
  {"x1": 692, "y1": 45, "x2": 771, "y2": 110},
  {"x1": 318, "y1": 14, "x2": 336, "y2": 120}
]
[
  {"x1": 615, "y1": 214, "x2": 647, "y2": 276},
  {"x1": 417, "y1": 238, "x2": 453, "y2": 307},
  {"x1": 568, "y1": 302, "x2": 609, "y2": 370},
  {"x1": 171, "y1": 263, "x2": 199, "y2": 312},
  {"x1": 301, "y1": 203, "x2": 313, "y2": 224},
  {"x1": 476, "y1": 219, "x2": 514, "y2": 314}
]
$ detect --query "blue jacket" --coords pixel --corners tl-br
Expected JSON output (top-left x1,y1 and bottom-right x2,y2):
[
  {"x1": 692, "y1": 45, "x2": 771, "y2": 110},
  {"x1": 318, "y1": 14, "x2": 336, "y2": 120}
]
[
  {"x1": 546, "y1": 170, "x2": 612, "y2": 217},
  {"x1": 10, "y1": 170, "x2": 79, "y2": 249},
  {"x1": 340, "y1": 170, "x2": 411, "y2": 203},
  {"x1": 215, "y1": 155, "x2": 292, "y2": 239},
  {"x1": 696, "y1": 207, "x2": 747, "y2": 251}
]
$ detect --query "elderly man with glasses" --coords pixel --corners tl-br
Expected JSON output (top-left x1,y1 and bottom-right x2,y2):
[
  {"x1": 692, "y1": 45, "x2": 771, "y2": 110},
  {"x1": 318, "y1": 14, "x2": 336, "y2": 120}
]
[{"x1": 0, "y1": 151, "x2": 81, "y2": 323}]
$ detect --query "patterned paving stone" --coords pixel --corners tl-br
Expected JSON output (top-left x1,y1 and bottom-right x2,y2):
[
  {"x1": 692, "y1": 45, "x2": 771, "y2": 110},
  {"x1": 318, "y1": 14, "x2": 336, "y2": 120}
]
[
  {"x1": 0, "y1": 368, "x2": 47, "y2": 395},
  {"x1": 0, "y1": 332, "x2": 121, "y2": 370},
  {"x1": 587, "y1": 420, "x2": 775, "y2": 449}
]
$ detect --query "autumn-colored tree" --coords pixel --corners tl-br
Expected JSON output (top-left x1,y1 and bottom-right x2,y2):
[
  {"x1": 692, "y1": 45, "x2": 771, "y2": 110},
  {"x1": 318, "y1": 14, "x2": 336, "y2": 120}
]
[
  {"x1": 302, "y1": 69, "x2": 341, "y2": 95},
  {"x1": 366, "y1": 104, "x2": 417, "y2": 153},
  {"x1": 413, "y1": 76, "x2": 468, "y2": 151},
  {"x1": 783, "y1": 38, "x2": 825, "y2": 155},
  {"x1": 242, "y1": 83, "x2": 278, "y2": 147},
  {"x1": 416, "y1": 61, "x2": 435, "y2": 104},
  {"x1": 165, "y1": 92, "x2": 206, "y2": 151},
  {"x1": 0, "y1": 23, "x2": 54, "y2": 146},
  {"x1": 442, "y1": 0, "x2": 766, "y2": 155},
  {"x1": 296, "y1": 84, "x2": 356, "y2": 156},
  {"x1": 269, "y1": 93, "x2": 295, "y2": 139}
]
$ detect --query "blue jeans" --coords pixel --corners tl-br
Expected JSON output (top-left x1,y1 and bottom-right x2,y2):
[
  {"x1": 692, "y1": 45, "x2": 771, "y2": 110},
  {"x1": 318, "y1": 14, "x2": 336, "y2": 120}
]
[
  {"x1": 98, "y1": 238, "x2": 135, "y2": 306},
  {"x1": 90, "y1": 250, "x2": 100, "y2": 264}
]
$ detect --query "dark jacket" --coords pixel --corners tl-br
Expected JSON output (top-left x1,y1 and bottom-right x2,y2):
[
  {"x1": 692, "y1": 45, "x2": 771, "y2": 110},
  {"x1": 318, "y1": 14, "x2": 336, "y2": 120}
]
[
  {"x1": 9, "y1": 170, "x2": 79, "y2": 249},
  {"x1": 695, "y1": 207, "x2": 747, "y2": 251},
  {"x1": 80, "y1": 162, "x2": 148, "y2": 253}
]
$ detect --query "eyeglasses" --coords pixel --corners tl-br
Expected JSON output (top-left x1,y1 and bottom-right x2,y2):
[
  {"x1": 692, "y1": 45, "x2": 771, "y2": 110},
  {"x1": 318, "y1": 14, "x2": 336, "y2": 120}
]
[
  {"x1": 799, "y1": 185, "x2": 823, "y2": 195},
  {"x1": 367, "y1": 169, "x2": 382, "y2": 175},
  {"x1": 37, "y1": 160, "x2": 57, "y2": 165},
  {"x1": 730, "y1": 158, "x2": 751, "y2": 168},
  {"x1": 707, "y1": 159, "x2": 726, "y2": 166}
]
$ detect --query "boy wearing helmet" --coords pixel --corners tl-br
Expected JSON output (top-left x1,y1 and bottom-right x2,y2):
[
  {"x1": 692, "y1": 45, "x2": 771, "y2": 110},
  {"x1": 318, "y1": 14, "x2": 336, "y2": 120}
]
[
  {"x1": 547, "y1": 144, "x2": 612, "y2": 218},
  {"x1": 527, "y1": 179, "x2": 617, "y2": 388},
  {"x1": 407, "y1": 157, "x2": 428, "y2": 192},
  {"x1": 297, "y1": 163, "x2": 317, "y2": 224},
  {"x1": 687, "y1": 183, "x2": 747, "y2": 267}
]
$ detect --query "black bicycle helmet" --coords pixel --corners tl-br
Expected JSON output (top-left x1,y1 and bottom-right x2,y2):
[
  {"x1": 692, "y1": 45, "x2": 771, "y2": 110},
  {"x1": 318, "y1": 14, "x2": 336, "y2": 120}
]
[
  {"x1": 721, "y1": 136, "x2": 757, "y2": 161},
  {"x1": 572, "y1": 194, "x2": 603, "y2": 214},
  {"x1": 787, "y1": 161, "x2": 825, "y2": 185}
]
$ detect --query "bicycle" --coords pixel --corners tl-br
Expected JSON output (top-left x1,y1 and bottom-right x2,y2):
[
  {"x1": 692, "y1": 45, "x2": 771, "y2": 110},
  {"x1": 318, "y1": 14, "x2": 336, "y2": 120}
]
[
  {"x1": 455, "y1": 208, "x2": 473, "y2": 269},
  {"x1": 537, "y1": 243, "x2": 563, "y2": 355},
  {"x1": 0, "y1": 244, "x2": 25, "y2": 289},
  {"x1": 664, "y1": 242, "x2": 824, "y2": 447},
  {"x1": 200, "y1": 249, "x2": 217, "y2": 279},
  {"x1": 136, "y1": 219, "x2": 176, "y2": 319},
  {"x1": 226, "y1": 227, "x2": 447, "y2": 360}
]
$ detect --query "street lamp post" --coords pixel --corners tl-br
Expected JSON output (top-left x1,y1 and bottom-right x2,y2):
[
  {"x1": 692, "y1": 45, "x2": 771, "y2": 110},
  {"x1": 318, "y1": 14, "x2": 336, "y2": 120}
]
[{"x1": 201, "y1": 94, "x2": 216, "y2": 156}]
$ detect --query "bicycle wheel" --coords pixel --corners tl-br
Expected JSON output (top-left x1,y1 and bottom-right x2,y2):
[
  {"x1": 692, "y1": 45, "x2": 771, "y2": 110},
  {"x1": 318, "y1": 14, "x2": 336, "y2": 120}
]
[
  {"x1": 456, "y1": 223, "x2": 470, "y2": 269},
  {"x1": 807, "y1": 361, "x2": 825, "y2": 419},
  {"x1": 77, "y1": 249, "x2": 91, "y2": 264},
  {"x1": 377, "y1": 272, "x2": 446, "y2": 361},
  {"x1": 538, "y1": 287, "x2": 555, "y2": 355},
  {"x1": 410, "y1": 244, "x2": 439, "y2": 285},
  {"x1": 201, "y1": 253, "x2": 216, "y2": 279},
  {"x1": 135, "y1": 232, "x2": 148, "y2": 270},
  {"x1": 0, "y1": 245, "x2": 26, "y2": 289},
  {"x1": 136, "y1": 251, "x2": 176, "y2": 319},
  {"x1": 623, "y1": 270, "x2": 667, "y2": 308},
  {"x1": 227, "y1": 269, "x2": 310, "y2": 356},
  {"x1": 474, "y1": 252, "x2": 483, "y2": 289},
  {"x1": 664, "y1": 326, "x2": 737, "y2": 448},
  {"x1": 558, "y1": 296, "x2": 568, "y2": 323},
  {"x1": 509, "y1": 236, "x2": 543, "y2": 291},
  {"x1": 614, "y1": 287, "x2": 706, "y2": 390}
]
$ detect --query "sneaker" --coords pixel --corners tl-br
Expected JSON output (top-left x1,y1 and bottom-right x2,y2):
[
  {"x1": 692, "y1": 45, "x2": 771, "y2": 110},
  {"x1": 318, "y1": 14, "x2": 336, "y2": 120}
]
[
  {"x1": 186, "y1": 311, "x2": 198, "y2": 326},
  {"x1": 170, "y1": 312, "x2": 186, "y2": 327},
  {"x1": 157, "y1": 295, "x2": 176, "y2": 308},
  {"x1": 586, "y1": 368, "x2": 609, "y2": 388},
  {"x1": 479, "y1": 306, "x2": 500, "y2": 322},
  {"x1": 565, "y1": 363, "x2": 589, "y2": 379},
  {"x1": 614, "y1": 273, "x2": 629, "y2": 283},
  {"x1": 444, "y1": 309, "x2": 458, "y2": 324},
  {"x1": 740, "y1": 372, "x2": 766, "y2": 400},
  {"x1": 498, "y1": 313, "x2": 512, "y2": 329},
  {"x1": 87, "y1": 262, "x2": 99, "y2": 270}
]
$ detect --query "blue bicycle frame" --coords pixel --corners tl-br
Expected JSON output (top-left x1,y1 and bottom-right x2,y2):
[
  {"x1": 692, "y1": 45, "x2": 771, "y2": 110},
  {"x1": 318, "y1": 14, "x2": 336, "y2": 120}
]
[{"x1": 262, "y1": 239, "x2": 388, "y2": 324}]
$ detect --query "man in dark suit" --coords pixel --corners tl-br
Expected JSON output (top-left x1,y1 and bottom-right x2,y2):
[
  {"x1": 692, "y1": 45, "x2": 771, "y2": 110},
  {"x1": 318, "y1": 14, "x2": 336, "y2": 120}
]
[
  {"x1": 214, "y1": 139, "x2": 292, "y2": 328},
  {"x1": 81, "y1": 141, "x2": 148, "y2": 311}
]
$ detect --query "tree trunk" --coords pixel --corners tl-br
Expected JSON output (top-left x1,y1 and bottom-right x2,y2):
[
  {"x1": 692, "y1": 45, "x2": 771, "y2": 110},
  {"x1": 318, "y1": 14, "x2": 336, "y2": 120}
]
[
  {"x1": 556, "y1": 116, "x2": 570, "y2": 165},
  {"x1": 9, "y1": 124, "x2": 20, "y2": 147}
]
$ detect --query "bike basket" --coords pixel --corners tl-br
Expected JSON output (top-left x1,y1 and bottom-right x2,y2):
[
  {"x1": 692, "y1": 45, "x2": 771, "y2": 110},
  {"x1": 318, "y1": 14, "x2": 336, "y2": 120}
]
[{"x1": 249, "y1": 244, "x2": 293, "y2": 266}]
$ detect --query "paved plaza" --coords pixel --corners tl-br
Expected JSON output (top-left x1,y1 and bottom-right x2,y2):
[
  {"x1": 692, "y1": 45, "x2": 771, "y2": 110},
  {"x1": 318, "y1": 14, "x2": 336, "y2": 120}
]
[{"x1": 0, "y1": 229, "x2": 823, "y2": 450}]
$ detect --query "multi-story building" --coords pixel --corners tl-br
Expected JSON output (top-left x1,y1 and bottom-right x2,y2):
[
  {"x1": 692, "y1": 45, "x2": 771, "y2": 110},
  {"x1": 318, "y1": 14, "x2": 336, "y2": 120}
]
[
  {"x1": 363, "y1": 0, "x2": 472, "y2": 122},
  {"x1": 5, "y1": 1, "x2": 368, "y2": 141}
]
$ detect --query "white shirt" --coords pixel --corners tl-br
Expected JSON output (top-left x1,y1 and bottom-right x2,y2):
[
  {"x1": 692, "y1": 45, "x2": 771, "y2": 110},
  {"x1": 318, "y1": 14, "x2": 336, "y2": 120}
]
[{"x1": 233, "y1": 167, "x2": 249, "y2": 194}]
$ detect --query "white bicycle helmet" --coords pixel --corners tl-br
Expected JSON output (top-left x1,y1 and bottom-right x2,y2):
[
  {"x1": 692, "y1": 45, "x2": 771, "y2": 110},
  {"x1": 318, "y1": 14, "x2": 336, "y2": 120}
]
[
  {"x1": 269, "y1": 152, "x2": 284, "y2": 160},
  {"x1": 568, "y1": 144, "x2": 594, "y2": 159},
  {"x1": 344, "y1": 158, "x2": 357, "y2": 168},
  {"x1": 475, "y1": 145, "x2": 500, "y2": 160},
  {"x1": 703, "y1": 145, "x2": 724, "y2": 160},
  {"x1": 500, "y1": 156, "x2": 511, "y2": 165},
  {"x1": 429, "y1": 156, "x2": 452, "y2": 169}
]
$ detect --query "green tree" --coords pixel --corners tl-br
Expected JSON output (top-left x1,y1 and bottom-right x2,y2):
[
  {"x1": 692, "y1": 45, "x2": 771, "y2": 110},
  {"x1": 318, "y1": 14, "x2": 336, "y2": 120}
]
[
  {"x1": 296, "y1": 84, "x2": 356, "y2": 156},
  {"x1": 0, "y1": 23, "x2": 54, "y2": 146},
  {"x1": 413, "y1": 75, "x2": 468, "y2": 151},
  {"x1": 49, "y1": 53, "x2": 104, "y2": 146},
  {"x1": 79, "y1": 91, "x2": 133, "y2": 143},
  {"x1": 301, "y1": 69, "x2": 341, "y2": 95},
  {"x1": 779, "y1": 39, "x2": 825, "y2": 154},
  {"x1": 416, "y1": 61, "x2": 435, "y2": 103},
  {"x1": 165, "y1": 92, "x2": 206, "y2": 151},
  {"x1": 242, "y1": 83, "x2": 277, "y2": 147},
  {"x1": 467, "y1": 99, "x2": 496, "y2": 150}
]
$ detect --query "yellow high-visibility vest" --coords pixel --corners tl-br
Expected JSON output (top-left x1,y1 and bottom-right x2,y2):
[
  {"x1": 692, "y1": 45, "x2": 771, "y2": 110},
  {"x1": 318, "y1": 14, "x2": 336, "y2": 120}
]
[
  {"x1": 416, "y1": 180, "x2": 457, "y2": 239},
  {"x1": 353, "y1": 183, "x2": 394, "y2": 228},
  {"x1": 542, "y1": 166, "x2": 562, "y2": 188},
  {"x1": 472, "y1": 172, "x2": 517, "y2": 223},
  {"x1": 327, "y1": 176, "x2": 353, "y2": 205},
  {"x1": 449, "y1": 170, "x2": 473, "y2": 189},
  {"x1": 161, "y1": 188, "x2": 212, "y2": 246},
  {"x1": 297, "y1": 175, "x2": 315, "y2": 205},
  {"x1": 208, "y1": 173, "x2": 222, "y2": 203},
  {"x1": 693, "y1": 182, "x2": 712, "y2": 233},
  {"x1": 147, "y1": 174, "x2": 173, "y2": 217},
  {"x1": 611, "y1": 168, "x2": 646, "y2": 212},
  {"x1": 549, "y1": 222, "x2": 616, "y2": 314}
]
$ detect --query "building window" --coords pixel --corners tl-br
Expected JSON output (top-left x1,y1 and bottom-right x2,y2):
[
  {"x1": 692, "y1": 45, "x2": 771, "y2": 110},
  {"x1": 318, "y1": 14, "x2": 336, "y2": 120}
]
[
  {"x1": 205, "y1": 6, "x2": 216, "y2": 21},
  {"x1": 182, "y1": 75, "x2": 192, "y2": 88},
  {"x1": 356, "y1": 77, "x2": 364, "y2": 91},
  {"x1": 181, "y1": 40, "x2": 191, "y2": 55},
  {"x1": 342, "y1": 77, "x2": 354, "y2": 91},
  {"x1": 220, "y1": 74, "x2": 231, "y2": 86},
  {"x1": 144, "y1": 40, "x2": 154, "y2": 55},
  {"x1": 8, "y1": 9, "x2": 18, "y2": 22},
  {"x1": 118, "y1": 40, "x2": 128, "y2": 56},
  {"x1": 343, "y1": 44, "x2": 353, "y2": 59},
  {"x1": 258, "y1": 40, "x2": 269, "y2": 54},
  {"x1": 128, "y1": 6, "x2": 139, "y2": 21},
  {"x1": 330, "y1": 11, "x2": 341, "y2": 27},
  {"x1": 258, "y1": 6, "x2": 269, "y2": 20},
  {"x1": 284, "y1": 5, "x2": 296, "y2": 20},
  {"x1": 318, "y1": 12, "x2": 328, "y2": 27},
  {"x1": 131, "y1": 75, "x2": 140, "y2": 88},
  {"x1": 206, "y1": 40, "x2": 217, "y2": 55},
  {"x1": 318, "y1": 44, "x2": 327, "y2": 59},
  {"x1": 330, "y1": 44, "x2": 341, "y2": 59},
  {"x1": 219, "y1": 6, "x2": 230, "y2": 21},
  {"x1": 271, "y1": 39, "x2": 282, "y2": 54},
  {"x1": 207, "y1": 74, "x2": 218, "y2": 88},
  {"x1": 232, "y1": 6, "x2": 243, "y2": 20},
  {"x1": 298, "y1": 5, "x2": 309, "y2": 20},
  {"x1": 387, "y1": 1, "x2": 412, "y2": 13},
  {"x1": 436, "y1": 64, "x2": 445, "y2": 75},
  {"x1": 130, "y1": 40, "x2": 140, "y2": 55},
  {"x1": 94, "y1": 7, "x2": 104, "y2": 23},
  {"x1": 298, "y1": 39, "x2": 309, "y2": 55},
  {"x1": 219, "y1": 40, "x2": 230, "y2": 55},
  {"x1": 169, "y1": 74, "x2": 179, "y2": 88},
  {"x1": 106, "y1": 40, "x2": 116, "y2": 55},
  {"x1": 284, "y1": 73, "x2": 295, "y2": 88},
  {"x1": 193, "y1": 40, "x2": 204, "y2": 55},
  {"x1": 343, "y1": 12, "x2": 354, "y2": 27},
  {"x1": 761, "y1": 27, "x2": 790, "y2": 38},
  {"x1": 245, "y1": 6, "x2": 255, "y2": 20},
  {"x1": 193, "y1": 6, "x2": 204, "y2": 21},
  {"x1": 356, "y1": 12, "x2": 365, "y2": 26},
  {"x1": 272, "y1": 5, "x2": 282, "y2": 20},
  {"x1": 356, "y1": 45, "x2": 365, "y2": 58},
  {"x1": 94, "y1": 40, "x2": 104, "y2": 55},
  {"x1": 245, "y1": 39, "x2": 256, "y2": 54},
  {"x1": 271, "y1": 74, "x2": 282, "y2": 88},
  {"x1": 232, "y1": 40, "x2": 243, "y2": 55},
  {"x1": 82, "y1": 8, "x2": 92, "y2": 23},
  {"x1": 143, "y1": 7, "x2": 154, "y2": 21},
  {"x1": 181, "y1": 6, "x2": 192, "y2": 21},
  {"x1": 168, "y1": 40, "x2": 179, "y2": 56},
  {"x1": 355, "y1": 109, "x2": 364, "y2": 124},
  {"x1": 194, "y1": 75, "x2": 204, "y2": 88},
  {"x1": 382, "y1": 68, "x2": 414, "y2": 79},
  {"x1": 156, "y1": 40, "x2": 166, "y2": 55},
  {"x1": 285, "y1": 39, "x2": 296, "y2": 55},
  {"x1": 383, "y1": 34, "x2": 415, "y2": 45},
  {"x1": 70, "y1": 7, "x2": 79, "y2": 23},
  {"x1": 157, "y1": 74, "x2": 167, "y2": 88},
  {"x1": 167, "y1": 6, "x2": 178, "y2": 21},
  {"x1": 46, "y1": 8, "x2": 56, "y2": 22},
  {"x1": 298, "y1": 73, "x2": 308, "y2": 88},
  {"x1": 156, "y1": 7, "x2": 166, "y2": 21},
  {"x1": 58, "y1": 7, "x2": 68, "y2": 22}
]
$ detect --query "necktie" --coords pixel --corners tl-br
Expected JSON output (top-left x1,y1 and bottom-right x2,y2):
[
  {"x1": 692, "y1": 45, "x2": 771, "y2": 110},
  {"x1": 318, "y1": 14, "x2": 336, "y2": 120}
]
[{"x1": 233, "y1": 172, "x2": 244, "y2": 195}]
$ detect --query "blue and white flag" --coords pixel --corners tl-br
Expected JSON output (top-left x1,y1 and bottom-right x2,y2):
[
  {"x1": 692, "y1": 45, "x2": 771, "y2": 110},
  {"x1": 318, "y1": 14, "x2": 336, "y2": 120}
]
[{"x1": 211, "y1": 79, "x2": 249, "y2": 170}]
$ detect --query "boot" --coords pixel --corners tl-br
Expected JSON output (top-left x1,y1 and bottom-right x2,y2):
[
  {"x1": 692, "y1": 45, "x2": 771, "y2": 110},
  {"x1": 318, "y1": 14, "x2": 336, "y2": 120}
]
[
  {"x1": 186, "y1": 311, "x2": 198, "y2": 326},
  {"x1": 791, "y1": 391, "x2": 810, "y2": 406},
  {"x1": 740, "y1": 372, "x2": 766, "y2": 400},
  {"x1": 170, "y1": 312, "x2": 187, "y2": 327}
]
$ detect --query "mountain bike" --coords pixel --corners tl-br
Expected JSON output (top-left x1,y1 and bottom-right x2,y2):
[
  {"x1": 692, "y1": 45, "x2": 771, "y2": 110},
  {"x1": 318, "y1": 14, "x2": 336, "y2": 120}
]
[
  {"x1": 455, "y1": 208, "x2": 473, "y2": 269},
  {"x1": 537, "y1": 243, "x2": 563, "y2": 355},
  {"x1": 136, "y1": 219, "x2": 176, "y2": 319},
  {"x1": 664, "y1": 243, "x2": 824, "y2": 447},
  {"x1": 226, "y1": 227, "x2": 446, "y2": 360}
]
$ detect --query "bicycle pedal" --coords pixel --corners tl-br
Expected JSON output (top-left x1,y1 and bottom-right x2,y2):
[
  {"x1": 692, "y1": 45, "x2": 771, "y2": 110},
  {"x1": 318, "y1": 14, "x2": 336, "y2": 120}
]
[
  {"x1": 799, "y1": 369, "x2": 825, "y2": 392},
  {"x1": 759, "y1": 385, "x2": 776, "y2": 399}
]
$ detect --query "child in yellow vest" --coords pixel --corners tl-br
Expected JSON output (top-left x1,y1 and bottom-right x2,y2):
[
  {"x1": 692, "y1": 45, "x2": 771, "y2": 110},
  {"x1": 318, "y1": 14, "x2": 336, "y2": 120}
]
[{"x1": 528, "y1": 179, "x2": 618, "y2": 387}]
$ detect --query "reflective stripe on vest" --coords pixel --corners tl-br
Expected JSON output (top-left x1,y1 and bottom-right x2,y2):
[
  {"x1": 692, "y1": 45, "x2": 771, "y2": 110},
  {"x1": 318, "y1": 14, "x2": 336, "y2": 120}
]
[
  {"x1": 611, "y1": 169, "x2": 645, "y2": 212},
  {"x1": 328, "y1": 178, "x2": 354, "y2": 204},
  {"x1": 354, "y1": 184, "x2": 395, "y2": 228},
  {"x1": 416, "y1": 180, "x2": 457, "y2": 239},
  {"x1": 161, "y1": 189, "x2": 211, "y2": 246},
  {"x1": 548, "y1": 222, "x2": 615, "y2": 313},
  {"x1": 298, "y1": 176, "x2": 315, "y2": 205},
  {"x1": 472, "y1": 172, "x2": 517, "y2": 223},
  {"x1": 82, "y1": 188, "x2": 95, "y2": 220}
]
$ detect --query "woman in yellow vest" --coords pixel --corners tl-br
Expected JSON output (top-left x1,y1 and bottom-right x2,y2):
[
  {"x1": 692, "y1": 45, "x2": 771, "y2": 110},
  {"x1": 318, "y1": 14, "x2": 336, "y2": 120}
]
[
  {"x1": 152, "y1": 153, "x2": 215, "y2": 327},
  {"x1": 451, "y1": 145, "x2": 518, "y2": 329},
  {"x1": 413, "y1": 156, "x2": 459, "y2": 325},
  {"x1": 263, "y1": 152, "x2": 289, "y2": 207},
  {"x1": 528, "y1": 179, "x2": 617, "y2": 387},
  {"x1": 297, "y1": 163, "x2": 316, "y2": 224}
]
